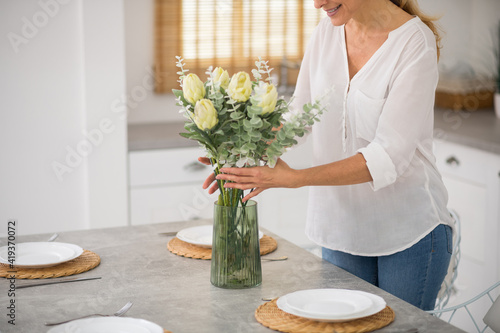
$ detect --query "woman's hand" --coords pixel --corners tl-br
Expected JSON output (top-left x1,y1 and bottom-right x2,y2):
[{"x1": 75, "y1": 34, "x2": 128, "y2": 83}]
[
  {"x1": 199, "y1": 153, "x2": 372, "y2": 201},
  {"x1": 214, "y1": 158, "x2": 299, "y2": 202},
  {"x1": 198, "y1": 157, "x2": 220, "y2": 195}
]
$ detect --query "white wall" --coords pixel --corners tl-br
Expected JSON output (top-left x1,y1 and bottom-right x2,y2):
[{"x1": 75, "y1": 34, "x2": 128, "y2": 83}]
[
  {"x1": 0, "y1": 0, "x2": 128, "y2": 236},
  {"x1": 420, "y1": 0, "x2": 500, "y2": 80},
  {"x1": 81, "y1": 0, "x2": 129, "y2": 231},
  {"x1": 124, "y1": 0, "x2": 179, "y2": 124}
]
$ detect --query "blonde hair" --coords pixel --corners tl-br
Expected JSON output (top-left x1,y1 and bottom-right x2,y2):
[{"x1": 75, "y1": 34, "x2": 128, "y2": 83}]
[{"x1": 391, "y1": 0, "x2": 442, "y2": 60}]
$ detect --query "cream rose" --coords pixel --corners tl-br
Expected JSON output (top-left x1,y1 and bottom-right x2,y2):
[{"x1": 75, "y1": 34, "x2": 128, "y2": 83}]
[
  {"x1": 227, "y1": 71, "x2": 252, "y2": 102},
  {"x1": 212, "y1": 67, "x2": 230, "y2": 90},
  {"x1": 182, "y1": 73, "x2": 205, "y2": 104},
  {"x1": 194, "y1": 99, "x2": 218, "y2": 130},
  {"x1": 251, "y1": 81, "x2": 278, "y2": 115}
]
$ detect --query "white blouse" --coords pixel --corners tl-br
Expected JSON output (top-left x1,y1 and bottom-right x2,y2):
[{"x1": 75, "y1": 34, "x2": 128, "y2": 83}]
[{"x1": 291, "y1": 16, "x2": 453, "y2": 256}]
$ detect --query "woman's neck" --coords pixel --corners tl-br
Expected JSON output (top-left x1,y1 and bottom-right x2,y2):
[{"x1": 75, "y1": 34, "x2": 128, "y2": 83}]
[{"x1": 347, "y1": 0, "x2": 412, "y2": 37}]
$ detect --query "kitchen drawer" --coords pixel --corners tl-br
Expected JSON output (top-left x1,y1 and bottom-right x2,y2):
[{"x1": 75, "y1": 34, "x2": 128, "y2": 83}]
[
  {"x1": 130, "y1": 184, "x2": 214, "y2": 224},
  {"x1": 129, "y1": 147, "x2": 211, "y2": 187},
  {"x1": 434, "y1": 139, "x2": 489, "y2": 185}
]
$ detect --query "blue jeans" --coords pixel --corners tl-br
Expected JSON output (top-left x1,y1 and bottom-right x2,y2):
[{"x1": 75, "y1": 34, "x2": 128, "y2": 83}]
[{"x1": 322, "y1": 224, "x2": 452, "y2": 310}]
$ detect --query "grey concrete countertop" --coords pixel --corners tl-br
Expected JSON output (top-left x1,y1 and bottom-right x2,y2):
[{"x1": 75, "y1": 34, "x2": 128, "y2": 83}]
[
  {"x1": 128, "y1": 121, "x2": 196, "y2": 151},
  {"x1": 434, "y1": 107, "x2": 500, "y2": 155},
  {"x1": 0, "y1": 221, "x2": 464, "y2": 333},
  {"x1": 129, "y1": 108, "x2": 500, "y2": 155}
]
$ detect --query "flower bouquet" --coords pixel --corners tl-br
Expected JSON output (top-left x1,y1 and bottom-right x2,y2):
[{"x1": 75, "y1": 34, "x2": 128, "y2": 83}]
[{"x1": 174, "y1": 57, "x2": 328, "y2": 288}]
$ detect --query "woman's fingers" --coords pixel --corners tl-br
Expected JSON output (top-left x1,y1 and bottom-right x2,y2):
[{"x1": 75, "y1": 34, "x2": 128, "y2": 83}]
[
  {"x1": 200, "y1": 158, "x2": 295, "y2": 200},
  {"x1": 202, "y1": 172, "x2": 216, "y2": 190},
  {"x1": 242, "y1": 188, "x2": 266, "y2": 202},
  {"x1": 198, "y1": 157, "x2": 211, "y2": 166},
  {"x1": 216, "y1": 167, "x2": 258, "y2": 183},
  {"x1": 201, "y1": 172, "x2": 220, "y2": 195},
  {"x1": 223, "y1": 181, "x2": 256, "y2": 191},
  {"x1": 209, "y1": 182, "x2": 219, "y2": 195},
  {"x1": 199, "y1": 157, "x2": 218, "y2": 193},
  {"x1": 216, "y1": 173, "x2": 253, "y2": 184}
]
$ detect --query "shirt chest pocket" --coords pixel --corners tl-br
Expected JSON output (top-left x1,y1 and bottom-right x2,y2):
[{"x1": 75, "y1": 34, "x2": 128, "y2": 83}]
[{"x1": 354, "y1": 90, "x2": 386, "y2": 142}]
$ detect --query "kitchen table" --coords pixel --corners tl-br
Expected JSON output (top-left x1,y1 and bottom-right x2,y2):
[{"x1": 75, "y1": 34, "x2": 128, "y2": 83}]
[{"x1": 0, "y1": 220, "x2": 465, "y2": 333}]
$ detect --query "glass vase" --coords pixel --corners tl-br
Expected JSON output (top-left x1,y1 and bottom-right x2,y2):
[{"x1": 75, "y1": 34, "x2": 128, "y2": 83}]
[{"x1": 210, "y1": 200, "x2": 262, "y2": 289}]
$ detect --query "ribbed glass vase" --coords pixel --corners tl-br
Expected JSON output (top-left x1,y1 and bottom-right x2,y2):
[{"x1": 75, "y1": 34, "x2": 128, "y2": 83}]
[{"x1": 210, "y1": 200, "x2": 262, "y2": 289}]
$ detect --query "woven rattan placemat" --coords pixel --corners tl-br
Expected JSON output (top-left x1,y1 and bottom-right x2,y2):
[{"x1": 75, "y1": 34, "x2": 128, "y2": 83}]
[
  {"x1": 167, "y1": 234, "x2": 277, "y2": 260},
  {"x1": 255, "y1": 299, "x2": 395, "y2": 333},
  {"x1": 0, "y1": 250, "x2": 101, "y2": 279}
]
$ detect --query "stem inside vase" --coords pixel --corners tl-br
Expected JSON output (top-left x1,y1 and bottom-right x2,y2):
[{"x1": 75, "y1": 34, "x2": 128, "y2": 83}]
[{"x1": 211, "y1": 200, "x2": 262, "y2": 289}]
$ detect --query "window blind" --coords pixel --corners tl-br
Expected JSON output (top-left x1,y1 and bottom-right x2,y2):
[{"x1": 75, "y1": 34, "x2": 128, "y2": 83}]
[{"x1": 154, "y1": 0, "x2": 325, "y2": 93}]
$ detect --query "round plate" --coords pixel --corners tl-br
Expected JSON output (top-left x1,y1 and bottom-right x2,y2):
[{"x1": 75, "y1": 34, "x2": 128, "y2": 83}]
[
  {"x1": 47, "y1": 317, "x2": 163, "y2": 333},
  {"x1": 0, "y1": 242, "x2": 84, "y2": 268},
  {"x1": 277, "y1": 289, "x2": 386, "y2": 322},
  {"x1": 176, "y1": 225, "x2": 263, "y2": 248}
]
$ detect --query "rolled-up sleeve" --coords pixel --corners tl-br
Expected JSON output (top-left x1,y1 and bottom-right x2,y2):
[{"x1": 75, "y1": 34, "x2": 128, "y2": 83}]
[{"x1": 358, "y1": 142, "x2": 397, "y2": 190}]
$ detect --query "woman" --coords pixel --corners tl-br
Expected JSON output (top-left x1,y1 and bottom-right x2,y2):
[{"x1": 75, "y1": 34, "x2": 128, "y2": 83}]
[{"x1": 202, "y1": 0, "x2": 453, "y2": 311}]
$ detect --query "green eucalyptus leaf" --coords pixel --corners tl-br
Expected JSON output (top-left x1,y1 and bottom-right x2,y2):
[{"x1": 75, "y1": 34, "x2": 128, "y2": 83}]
[
  {"x1": 250, "y1": 131, "x2": 262, "y2": 140},
  {"x1": 250, "y1": 116, "x2": 262, "y2": 128},
  {"x1": 172, "y1": 89, "x2": 183, "y2": 98},
  {"x1": 247, "y1": 142, "x2": 257, "y2": 150},
  {"x1": 243, "y1": 119, "x2": 252, "y2": 129},
  {"x1": 173, "y1": 89, "x2": 190, "y2": 106},
  {"x1": 230, "y1": 111, "x2": 244, "y2": 120},
  {"x1": 303, "y1": 104, "x2": 313, "y2": 112}
]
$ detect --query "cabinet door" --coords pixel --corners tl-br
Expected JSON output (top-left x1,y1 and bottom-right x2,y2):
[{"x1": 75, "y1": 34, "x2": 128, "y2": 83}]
[
  {"x1": 128, "y1": 147, "x2": 214, "y2": 225},
  {"x1": 129, "y1": 147, "x2": 210, "y2": 187},
  {"x1": 130, "y1": 184, "x2": 214, "y2": 225},
  {"x1": 434, "y1": 139, "x2": 499, "y2": 332},
  {"x1": 439, "y1": 174, "x2": 497, "y2": 332}
]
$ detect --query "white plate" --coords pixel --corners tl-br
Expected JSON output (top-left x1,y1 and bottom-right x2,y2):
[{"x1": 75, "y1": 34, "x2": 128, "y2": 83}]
[
  {"x1": 176, "y1": 225, "x2": 263, "y2": 248},
  {"x1": 284, "y1": 289, "x2": 373, "y2": 317},
  {"x1": 277, "y1": 289, "x2": 386, "y2": 322},
  {"x1": 47, "y1": 317, "x2": 163, "y2": 333},
  {"x1": 0, "y1": 242, "x2": 84, "y2": 268}
]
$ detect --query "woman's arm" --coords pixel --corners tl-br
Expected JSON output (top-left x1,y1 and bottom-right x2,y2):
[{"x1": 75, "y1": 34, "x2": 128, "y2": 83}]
[{"x1": 201, "y1": 153, "x2": 373, "y2": 202}]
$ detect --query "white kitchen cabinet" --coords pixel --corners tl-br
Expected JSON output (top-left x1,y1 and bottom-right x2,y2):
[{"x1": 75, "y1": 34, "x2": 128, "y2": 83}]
[
  {"x1": 128, "y1": 147, "x2": 215, "y2": 225},
  {"x1": 434, "y1": 139, "x2": 500, "y2": 331},
  {"x1": 258, "y1": 137, "x2": 320, "y2": 253}
]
